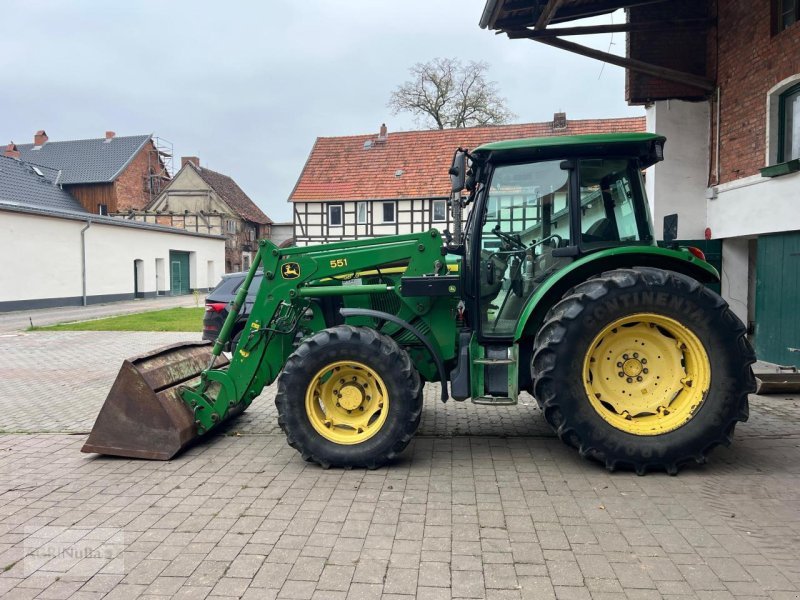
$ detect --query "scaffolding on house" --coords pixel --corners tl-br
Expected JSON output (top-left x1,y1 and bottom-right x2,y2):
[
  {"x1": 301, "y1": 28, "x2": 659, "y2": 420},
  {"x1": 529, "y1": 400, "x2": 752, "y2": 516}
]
[{"x1": 145, "y1": 137, "x2": 174, "y2": 204}]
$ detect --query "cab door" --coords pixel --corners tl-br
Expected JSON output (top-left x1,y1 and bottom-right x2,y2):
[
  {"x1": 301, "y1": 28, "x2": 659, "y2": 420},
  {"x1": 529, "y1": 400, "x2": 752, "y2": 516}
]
[{"x1": 474, "y1": 159, "x2": 573, "y2": 338}]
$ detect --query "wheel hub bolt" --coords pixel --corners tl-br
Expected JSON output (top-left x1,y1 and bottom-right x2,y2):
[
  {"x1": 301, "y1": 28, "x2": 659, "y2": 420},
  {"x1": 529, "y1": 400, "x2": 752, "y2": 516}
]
[
  {"x1": 627, "y1": 377, "x2": 633, "y2": 383},
  {"x1": 616, "y1": 362, "x2": 623, "y2": 367},
  {"x1": 633, "y1": 352, "x2": 639, "y2": 358},
  {"x1": 642, "y1": 358, "x2": 648, "y2": 364},
  {"x1": 636, "y1": 376, "x2": 643, "y2": 382},
  {"x1": 618, "y1": 372, "x2": 625, "y2": 377},
  {"x1": 643, "y1": 368, "x2": 649, "y2": 374},
  {"x1": 623, "y1": 354, "x2": 629, "y2": 360}
]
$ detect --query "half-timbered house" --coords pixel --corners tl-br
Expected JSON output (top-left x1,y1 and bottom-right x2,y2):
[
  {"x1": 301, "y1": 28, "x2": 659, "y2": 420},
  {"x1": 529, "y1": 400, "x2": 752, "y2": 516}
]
[{"x1": 289, "y1": 117, "x2": 646, "y2": 246}]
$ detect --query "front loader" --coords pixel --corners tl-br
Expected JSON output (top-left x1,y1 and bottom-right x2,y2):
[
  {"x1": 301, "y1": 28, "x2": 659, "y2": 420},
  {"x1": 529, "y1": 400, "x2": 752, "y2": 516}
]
[{"x1": 83, "y1": 132, "x2": 756, "y2": 474}]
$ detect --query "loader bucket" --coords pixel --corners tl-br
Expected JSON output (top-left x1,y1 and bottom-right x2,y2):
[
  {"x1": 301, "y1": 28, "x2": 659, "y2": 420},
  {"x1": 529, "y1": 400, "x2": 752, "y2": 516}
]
[{"x1": 82, "y1": 340, "x2": 231, "y2": 460}]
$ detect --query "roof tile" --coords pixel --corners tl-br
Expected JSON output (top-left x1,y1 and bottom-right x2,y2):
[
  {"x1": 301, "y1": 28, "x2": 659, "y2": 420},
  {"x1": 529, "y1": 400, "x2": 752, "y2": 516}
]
[
  {"x1": 16, "y1": 134, "x2": 151, "y2": 185},
  {"x1": 0, "y1": 155, "x2": 87, "y2": 213},
  {"x1": 190, "y1": 164, "x2": 273, "y2": 225}
]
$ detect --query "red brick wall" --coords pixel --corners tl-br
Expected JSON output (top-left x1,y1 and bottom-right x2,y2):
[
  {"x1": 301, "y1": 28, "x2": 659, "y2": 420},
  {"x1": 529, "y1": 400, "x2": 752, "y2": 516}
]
[
  {"x1": 716, "y1": 0, "x2": 800, "y2": 183},
  {"x1": 626, "y1": 0, "x2": 711, "y2": 104},
  {"x1": 114, "y1": 140, "x2": 164, "y2": 211}
]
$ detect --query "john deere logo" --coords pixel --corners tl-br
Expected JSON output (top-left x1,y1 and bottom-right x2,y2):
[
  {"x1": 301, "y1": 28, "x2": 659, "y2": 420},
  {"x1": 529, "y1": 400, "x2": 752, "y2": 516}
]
[{"x1": 281, "y1": 262, "x2": 301, "y2": 279}]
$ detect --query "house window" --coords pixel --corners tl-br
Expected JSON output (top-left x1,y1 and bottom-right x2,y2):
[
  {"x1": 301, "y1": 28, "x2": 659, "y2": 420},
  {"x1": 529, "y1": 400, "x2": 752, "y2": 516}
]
[
  {"x1": 432, "y1": 199, "x2": 447, "y2": 222},
  {"x1": 775, "y1": 0, "x2": 799, "y2": 32},
  {"x1": 382, "y1": 201, "x2": 395, "y2": 223},
  {"x1": 357, "y1": 201, "x2": 368, "y2": 224},
  {"x1": 768, "y1": 76, "x2": 800, "y2": 165},
  {"x1": 226, "y1": 219, "x2": 237, "y2": 234},
  {"x1": 98, "y1": 204, "x2": 108, "y2": 216},
  {"x1": 328, "y1": 204, "x2": 343, "y2": 227},
  {"x1": 779, "y1": 82, "x2": 800, "y2": 162}
]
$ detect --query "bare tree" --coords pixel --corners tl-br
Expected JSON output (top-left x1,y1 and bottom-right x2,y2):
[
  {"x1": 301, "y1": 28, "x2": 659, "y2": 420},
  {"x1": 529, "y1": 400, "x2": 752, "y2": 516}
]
[{"x1": 389, "y1": 58, "x2": 515, "y2": 129}]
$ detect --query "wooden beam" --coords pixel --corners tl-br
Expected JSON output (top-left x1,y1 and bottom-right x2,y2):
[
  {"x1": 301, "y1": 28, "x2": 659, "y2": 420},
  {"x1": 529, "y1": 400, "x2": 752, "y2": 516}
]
[
  {"x1": 549, "y1": 0, "x2": 670, "y2": 23},
  {"x1": 507, "y1": 17, "x2": 713, "y2": 38},
  {"x1": 494, "y1": 0, "x2": 670, "y2": 30},
  {"x1": 534, "y1": 0, "x2": 565, "y2": 29},
  {"x1": 530, "y1": 35, "x2": 715, "y2": 92}
]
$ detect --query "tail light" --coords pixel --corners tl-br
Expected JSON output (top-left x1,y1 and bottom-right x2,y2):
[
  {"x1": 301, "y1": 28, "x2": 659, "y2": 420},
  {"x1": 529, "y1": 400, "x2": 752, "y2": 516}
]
[
  {"x1": 205, "y1": 302, "x2": 227, "y2": 313},
  {"x1": 687, "y1": 246, "x2": 706, "y2": 260}
]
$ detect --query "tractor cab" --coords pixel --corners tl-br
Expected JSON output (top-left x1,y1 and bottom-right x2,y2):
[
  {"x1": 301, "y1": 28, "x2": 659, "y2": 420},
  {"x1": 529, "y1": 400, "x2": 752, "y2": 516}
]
[{"x1": 449, "y1": 133, "x2": 665, "y2": 339}]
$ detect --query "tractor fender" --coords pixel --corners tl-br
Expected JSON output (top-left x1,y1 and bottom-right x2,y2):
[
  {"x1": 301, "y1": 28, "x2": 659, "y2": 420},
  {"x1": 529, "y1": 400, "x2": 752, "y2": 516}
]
[
  {"x1": 340, "y1": 307, "x2": 449, "y2": 401},
  {"x1": 514, "y1": 245, "x2": 719, "y2": 342}
]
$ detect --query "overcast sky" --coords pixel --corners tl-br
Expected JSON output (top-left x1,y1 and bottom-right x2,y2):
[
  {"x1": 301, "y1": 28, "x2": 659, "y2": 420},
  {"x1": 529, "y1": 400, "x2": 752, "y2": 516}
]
[{"x1": 0, "y1": 1, "x2": 642, "y2": 222}]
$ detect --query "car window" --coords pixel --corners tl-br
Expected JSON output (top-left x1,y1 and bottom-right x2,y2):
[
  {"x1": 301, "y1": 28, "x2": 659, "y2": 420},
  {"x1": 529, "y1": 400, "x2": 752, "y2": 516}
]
[
  {"x1": 207, "y1": 276, "x2": 243, "y2": 302},
  {"x1": 246, "y1": 275, "x2": 263, "y2": 299}
]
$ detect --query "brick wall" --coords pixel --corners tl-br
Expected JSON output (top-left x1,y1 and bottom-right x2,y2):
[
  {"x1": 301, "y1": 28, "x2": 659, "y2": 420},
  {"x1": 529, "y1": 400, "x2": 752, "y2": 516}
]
[
  {"x1": 626, "y1": 0, "x2": 711, "y2": 104},
  {"x1": 716, "y1": 0, "x2": 800, "y2": 183},
  {"x1": 114, "y1": 140, "x2": 164, "y2": 211}
]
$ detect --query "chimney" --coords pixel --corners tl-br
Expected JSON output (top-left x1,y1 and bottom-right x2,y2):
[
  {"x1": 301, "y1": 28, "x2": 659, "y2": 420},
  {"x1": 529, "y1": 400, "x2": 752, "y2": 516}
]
[
  {"x1": 105, "y1": 131, "x2": 116, "y2": 141},
  {"x1": 182, "y1": 156, "x2": 200, "y2": 168},
  {"x1": 34, "y1": 130, "x2": 48, "y2": 146},
  {"x1": 3, "y1": 142, "x2": 20, "y2": 159},
  {"x1": 378, "y1": 123, "x2": 388, "y2": 140},
  {"x1": 552, "y1": 112, "x2": 567, "y2": 130}
]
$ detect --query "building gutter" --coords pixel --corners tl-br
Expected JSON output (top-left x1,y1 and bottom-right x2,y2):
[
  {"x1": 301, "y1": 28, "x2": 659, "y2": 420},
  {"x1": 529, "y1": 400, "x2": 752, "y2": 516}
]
[{"x1": 81, "y1": 219, "x2": 91, "y2": 306}]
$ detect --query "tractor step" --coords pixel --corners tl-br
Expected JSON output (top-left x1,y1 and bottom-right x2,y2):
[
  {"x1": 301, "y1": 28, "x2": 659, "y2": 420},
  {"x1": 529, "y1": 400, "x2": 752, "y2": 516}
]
[
  {"x1": 473, "y1": 358, "x2": 515, "y2": 365},
  {"x1": 472, "y1": 395, "x2": 517, "y2": 406}
]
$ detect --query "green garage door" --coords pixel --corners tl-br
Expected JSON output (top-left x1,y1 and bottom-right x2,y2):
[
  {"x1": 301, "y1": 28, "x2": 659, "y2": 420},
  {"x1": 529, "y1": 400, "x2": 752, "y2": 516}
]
[
  {"x1": 756, "y1": 232, "x2": 800, "y2": 366},
  {"x1": 169, "y1": 251, "x2": 191, "y2": 296}
]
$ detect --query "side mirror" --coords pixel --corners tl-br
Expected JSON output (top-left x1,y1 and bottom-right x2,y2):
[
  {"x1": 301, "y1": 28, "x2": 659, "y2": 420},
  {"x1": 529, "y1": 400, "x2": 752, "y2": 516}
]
[
  {"x1": 663, "y1": 213, "x2": 678, "y2": 243},
  {"x1": 449, "y1": 150, "x2": 466, "y2": 193}
]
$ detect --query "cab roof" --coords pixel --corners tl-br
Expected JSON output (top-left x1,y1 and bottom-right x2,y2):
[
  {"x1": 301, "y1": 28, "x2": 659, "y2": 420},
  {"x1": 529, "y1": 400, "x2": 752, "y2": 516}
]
[{"x1": 473, "y1": 132, "x2": 666, "y2": 168}]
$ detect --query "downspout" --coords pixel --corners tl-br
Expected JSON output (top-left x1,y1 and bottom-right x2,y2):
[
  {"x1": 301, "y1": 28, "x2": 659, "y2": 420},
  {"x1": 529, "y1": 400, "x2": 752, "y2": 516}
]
[
  {"x1": 81, "y1": 219, "x2": 91, "y2": 306},
  {"x1": 715, "y1": 86, "x2": 721, "y2": 184}
]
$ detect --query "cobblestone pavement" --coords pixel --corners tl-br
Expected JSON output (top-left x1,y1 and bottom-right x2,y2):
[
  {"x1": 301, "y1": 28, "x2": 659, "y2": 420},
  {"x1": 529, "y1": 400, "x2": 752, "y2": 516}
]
[{"x1": 0, "y1": 331, "x2": 798, "y2": 599}]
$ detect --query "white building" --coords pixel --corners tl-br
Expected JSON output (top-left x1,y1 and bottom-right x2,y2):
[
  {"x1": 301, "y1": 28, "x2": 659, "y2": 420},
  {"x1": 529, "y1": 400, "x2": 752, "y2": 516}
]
[{"x1": 0, "y1": 154, "x2": 225, "y2": 311}]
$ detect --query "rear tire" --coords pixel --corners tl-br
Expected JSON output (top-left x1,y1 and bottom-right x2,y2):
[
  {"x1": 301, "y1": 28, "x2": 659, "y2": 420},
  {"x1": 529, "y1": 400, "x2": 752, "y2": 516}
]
[
  {"x1": 532, "y1": 267, "x2": 755, "y2": 475},
  {"x1": 276, "y1": 325, "x2": 422, "y2": 468}
]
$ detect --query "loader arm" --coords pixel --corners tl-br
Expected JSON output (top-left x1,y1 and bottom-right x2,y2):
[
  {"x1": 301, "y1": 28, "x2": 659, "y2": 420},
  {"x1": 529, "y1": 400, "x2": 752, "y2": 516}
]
[{"x1": 182, "y1": 230, "x2": 451, "y2": 434}]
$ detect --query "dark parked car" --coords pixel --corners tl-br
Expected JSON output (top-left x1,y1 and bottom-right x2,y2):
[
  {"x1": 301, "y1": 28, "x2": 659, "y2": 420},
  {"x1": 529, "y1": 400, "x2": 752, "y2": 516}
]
[{"x1": 202, "y1": 271, "x2": 263, "y2": 350}]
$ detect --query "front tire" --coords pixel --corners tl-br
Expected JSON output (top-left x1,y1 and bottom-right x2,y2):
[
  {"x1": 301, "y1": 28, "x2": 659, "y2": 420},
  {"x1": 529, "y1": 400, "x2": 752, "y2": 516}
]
[
  {"x1": 276, "y1": 325, "x2": 423, "y2": 468},
  {"x1": 532, "y1": 267, "x2": 755, "y2": 475}
]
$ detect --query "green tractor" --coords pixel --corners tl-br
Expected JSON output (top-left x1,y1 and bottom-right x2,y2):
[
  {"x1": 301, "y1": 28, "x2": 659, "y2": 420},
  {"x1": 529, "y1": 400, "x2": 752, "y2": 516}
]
[{"x1": 83, "y1": 132, "x2": 755, "y2": 474}]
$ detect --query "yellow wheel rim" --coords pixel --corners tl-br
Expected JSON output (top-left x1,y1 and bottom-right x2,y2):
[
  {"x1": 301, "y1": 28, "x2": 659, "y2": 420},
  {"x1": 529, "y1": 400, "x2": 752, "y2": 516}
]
[
  {"x1": 305, "y1": 361, "x2": 389, "y2": 445},
  {"x1": 582, "y1": 313, "x2": 711, "y2": 436}
]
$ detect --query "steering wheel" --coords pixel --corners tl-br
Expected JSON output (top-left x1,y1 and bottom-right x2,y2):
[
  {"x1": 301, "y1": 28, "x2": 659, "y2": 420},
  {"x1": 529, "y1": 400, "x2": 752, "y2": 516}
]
[
  {"x1": 491, "y1": 224, "x2": 526, "y2": 250},
  {"x1": 536, "y1": 233, "x2": 563, "y2": 249}
]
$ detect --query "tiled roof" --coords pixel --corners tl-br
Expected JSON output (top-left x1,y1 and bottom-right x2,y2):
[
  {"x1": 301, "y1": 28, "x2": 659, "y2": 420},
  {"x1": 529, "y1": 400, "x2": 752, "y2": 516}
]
[
  {"x1": 0, "y1": 155, "x2": 223, "y2": 239},
  {"x1": 0, "y1": 155, "x2": 87, "y2": 214},
  {"x1": 289, "y1": 117, "x2": 646, "y2": 202},
  {"x1": 16, "y1": 134, "x2": 151, "y2": 185},
  {"x1": 191, "y1": 164, "x2": 273, "y2": 225}
]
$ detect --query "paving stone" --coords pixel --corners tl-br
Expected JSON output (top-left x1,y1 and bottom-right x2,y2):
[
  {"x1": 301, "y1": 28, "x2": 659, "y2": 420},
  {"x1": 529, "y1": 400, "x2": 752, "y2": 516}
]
[{"x1": 0, "y1": 331, "x2": 798, "y2": 600}]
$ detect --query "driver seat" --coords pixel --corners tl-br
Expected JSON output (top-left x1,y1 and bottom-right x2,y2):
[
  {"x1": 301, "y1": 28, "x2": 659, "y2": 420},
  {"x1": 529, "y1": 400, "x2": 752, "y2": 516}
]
[{"x1": 583, "y1": 218, "x2": 618, "y2": 243}]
